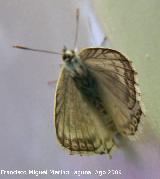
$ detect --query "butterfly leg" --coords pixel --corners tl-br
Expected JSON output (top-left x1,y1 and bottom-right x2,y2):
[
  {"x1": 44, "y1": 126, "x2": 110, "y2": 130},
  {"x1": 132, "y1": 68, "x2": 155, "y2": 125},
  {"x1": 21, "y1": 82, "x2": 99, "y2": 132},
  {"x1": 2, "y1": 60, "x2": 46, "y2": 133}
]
[
  {"x1": 48, "y1": 64, "x2": 63, "y2": 85},
  {"x1": 48, "y1": 80, "x2": 57, "y2": 85},
  {"x1": 100, "y1": 36, "x2": 108, "y2": 46}
]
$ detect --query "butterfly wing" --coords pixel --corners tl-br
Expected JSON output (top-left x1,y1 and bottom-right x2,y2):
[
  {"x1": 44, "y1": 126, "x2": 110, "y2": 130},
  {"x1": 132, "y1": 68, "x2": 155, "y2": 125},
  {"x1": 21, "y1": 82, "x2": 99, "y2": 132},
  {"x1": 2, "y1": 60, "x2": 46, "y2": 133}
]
[
  {"x1": 54, "y1": 67, "x2": 116, "y2": 155},
  {"x1": 79, "y1": 47, "x2": 144, "y2": 137}
]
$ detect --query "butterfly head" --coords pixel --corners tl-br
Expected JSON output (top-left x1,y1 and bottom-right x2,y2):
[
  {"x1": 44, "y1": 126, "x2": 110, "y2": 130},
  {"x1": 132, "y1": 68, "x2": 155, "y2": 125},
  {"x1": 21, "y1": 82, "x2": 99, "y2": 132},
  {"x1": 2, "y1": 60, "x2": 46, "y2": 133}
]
[
  {"x1": 62, "y1": 46, "x2": 85, "y2": 77},
  {"x1": 62, "y1": 46, "x2": 78, "y2": 63}
]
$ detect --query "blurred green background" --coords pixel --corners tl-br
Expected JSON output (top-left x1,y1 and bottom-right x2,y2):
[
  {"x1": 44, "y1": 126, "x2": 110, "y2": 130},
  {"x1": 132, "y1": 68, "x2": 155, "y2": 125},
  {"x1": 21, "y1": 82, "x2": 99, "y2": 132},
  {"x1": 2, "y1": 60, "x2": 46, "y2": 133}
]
[{"x1": 92, "y1": 0, "x2": 160, "y2": 134}]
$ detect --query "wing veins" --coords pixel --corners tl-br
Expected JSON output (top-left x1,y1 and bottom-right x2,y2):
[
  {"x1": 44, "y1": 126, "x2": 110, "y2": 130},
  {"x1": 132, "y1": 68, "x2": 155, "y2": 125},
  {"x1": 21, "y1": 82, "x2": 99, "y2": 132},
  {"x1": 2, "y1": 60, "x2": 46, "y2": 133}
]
[
  {"x1": 100, "y1": 75, "x2": 136, "y2": 108},
  {"x1": 71, "y1": 81, "x2": 81, "y2": 153},
  {"x1": 98, "y1": 67, "x2": 136, "y2": 90},
  {"x1": 77, "y1": 91, "x2": 93, "y2": 152}
]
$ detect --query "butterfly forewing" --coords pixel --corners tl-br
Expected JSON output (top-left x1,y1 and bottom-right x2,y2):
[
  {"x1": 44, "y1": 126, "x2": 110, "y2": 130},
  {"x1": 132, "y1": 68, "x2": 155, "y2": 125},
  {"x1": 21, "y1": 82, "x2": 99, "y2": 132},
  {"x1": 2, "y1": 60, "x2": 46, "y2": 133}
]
[{"x1": 79, "y1": 48, "x2": 144, "y2": 136}]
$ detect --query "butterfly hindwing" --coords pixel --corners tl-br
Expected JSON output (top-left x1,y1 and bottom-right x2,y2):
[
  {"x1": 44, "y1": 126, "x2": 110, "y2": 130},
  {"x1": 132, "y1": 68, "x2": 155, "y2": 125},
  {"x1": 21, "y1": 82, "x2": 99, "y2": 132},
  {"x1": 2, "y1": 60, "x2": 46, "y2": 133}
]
[
  {"x1": 79, "y1": 47, "x2": 144, "y2": 137},
  {"x1": 55, "y1": 67, "x2": 116, "y2": 155}
]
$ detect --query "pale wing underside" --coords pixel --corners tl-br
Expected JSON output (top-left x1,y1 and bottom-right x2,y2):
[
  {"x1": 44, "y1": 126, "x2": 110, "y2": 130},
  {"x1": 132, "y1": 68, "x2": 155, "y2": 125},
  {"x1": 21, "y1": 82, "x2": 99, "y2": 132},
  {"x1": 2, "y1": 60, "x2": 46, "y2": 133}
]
[
  {"x1": 55, "y1": 68, "x2": 116, "y2": 155},
  {"x1": 79, "y1": 48, "x2": 144, "y2": 136}
]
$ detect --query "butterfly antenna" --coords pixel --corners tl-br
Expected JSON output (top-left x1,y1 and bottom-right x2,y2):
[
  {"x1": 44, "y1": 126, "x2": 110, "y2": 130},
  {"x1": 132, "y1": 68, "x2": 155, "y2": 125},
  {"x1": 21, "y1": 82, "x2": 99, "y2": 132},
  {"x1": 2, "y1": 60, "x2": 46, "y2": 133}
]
[
  {"x1": 87, "y1": 17, "x2": 108, "y2": 46},
  {"x1": 13, "y1": 45, "x2": 62, "y2": 55},
  {"x1": 73, "y1": 8, "x2": 80, "y2": 50},
  {"x1": 88, "y1": 17, "x2": 96, "y2": 45}
]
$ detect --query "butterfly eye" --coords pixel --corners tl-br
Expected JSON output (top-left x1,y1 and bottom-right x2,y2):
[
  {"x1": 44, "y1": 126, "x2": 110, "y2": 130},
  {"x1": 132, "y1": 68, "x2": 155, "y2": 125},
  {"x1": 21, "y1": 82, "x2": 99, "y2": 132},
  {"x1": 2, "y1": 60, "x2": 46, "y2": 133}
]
[
  {"x1": 63, "y1": 54, "x2": 73, "y2": 62},
  {"x1": 63, "y1": 54, "x2": 69, "y2": 61}
]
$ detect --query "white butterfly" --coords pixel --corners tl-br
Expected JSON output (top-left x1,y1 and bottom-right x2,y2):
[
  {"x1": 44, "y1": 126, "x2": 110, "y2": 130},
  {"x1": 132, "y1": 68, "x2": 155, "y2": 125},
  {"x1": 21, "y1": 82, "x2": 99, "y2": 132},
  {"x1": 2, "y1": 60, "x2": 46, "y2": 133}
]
[
  {"x1": 13, "y1": 9, "x2": 144, "y2": 157},
  {"x1": 54, "y1": 46, "x2": 144, "y2": 156}
]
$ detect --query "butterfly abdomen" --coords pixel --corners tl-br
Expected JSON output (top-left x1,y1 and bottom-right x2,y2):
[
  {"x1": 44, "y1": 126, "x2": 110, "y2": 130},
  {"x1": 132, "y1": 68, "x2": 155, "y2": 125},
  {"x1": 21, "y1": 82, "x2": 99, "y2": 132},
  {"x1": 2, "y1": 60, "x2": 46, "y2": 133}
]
[{"x1": 72, "y1": 64, "x2": 107, "y2": 115}]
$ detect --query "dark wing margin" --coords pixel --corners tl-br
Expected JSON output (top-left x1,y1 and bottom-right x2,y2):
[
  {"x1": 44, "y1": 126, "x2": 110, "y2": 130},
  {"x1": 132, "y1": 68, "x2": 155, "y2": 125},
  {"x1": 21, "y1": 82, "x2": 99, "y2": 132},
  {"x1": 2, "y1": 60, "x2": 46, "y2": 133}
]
[{"x1": 79, "y1": 47, "x2": 145, "y2": 138}]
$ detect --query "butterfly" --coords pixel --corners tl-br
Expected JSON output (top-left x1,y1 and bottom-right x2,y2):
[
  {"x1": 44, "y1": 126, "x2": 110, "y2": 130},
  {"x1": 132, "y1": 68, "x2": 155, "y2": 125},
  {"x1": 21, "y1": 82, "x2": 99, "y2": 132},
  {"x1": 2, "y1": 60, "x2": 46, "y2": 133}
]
[
  {"x1": 13, "y1": 9, "x2": 144, "y2": 157},
  {"x1": 54, "y1": 46, "x2": 144, "y2": 156}
]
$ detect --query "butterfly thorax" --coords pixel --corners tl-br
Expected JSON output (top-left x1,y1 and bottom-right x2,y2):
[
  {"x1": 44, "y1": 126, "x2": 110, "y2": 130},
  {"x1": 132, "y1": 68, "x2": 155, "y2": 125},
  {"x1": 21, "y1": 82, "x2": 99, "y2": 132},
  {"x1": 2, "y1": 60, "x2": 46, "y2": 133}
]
[
  {"x1": 62, "y1": 48, "x2": 88, "y2": 78},
  {"x1": 62, "y1": 48, "x2": 108, "y2": 116}
]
